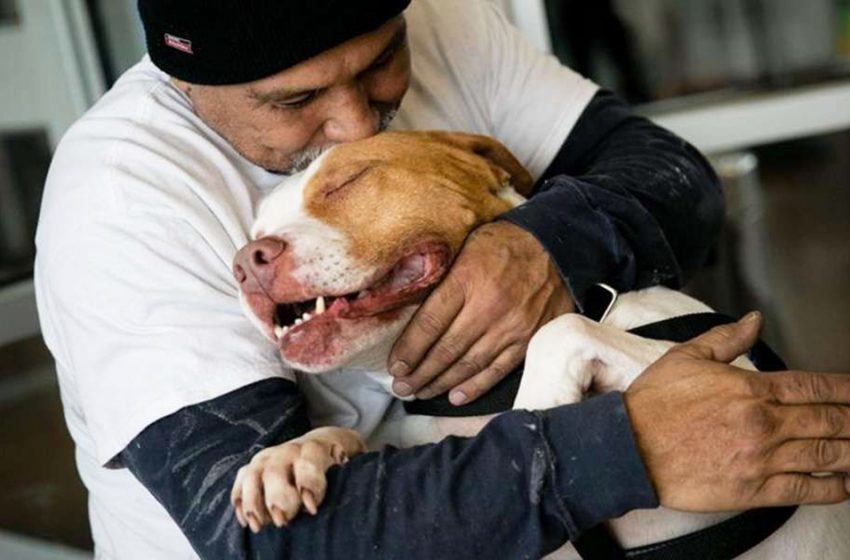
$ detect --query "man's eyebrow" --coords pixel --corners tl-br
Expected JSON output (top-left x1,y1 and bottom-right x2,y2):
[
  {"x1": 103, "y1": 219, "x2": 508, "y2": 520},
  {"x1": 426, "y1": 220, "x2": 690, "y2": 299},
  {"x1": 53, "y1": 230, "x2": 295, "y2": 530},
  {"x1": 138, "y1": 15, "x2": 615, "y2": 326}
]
[{"x1": 247, "y1": 23, "x2": 407, "y2": 105}]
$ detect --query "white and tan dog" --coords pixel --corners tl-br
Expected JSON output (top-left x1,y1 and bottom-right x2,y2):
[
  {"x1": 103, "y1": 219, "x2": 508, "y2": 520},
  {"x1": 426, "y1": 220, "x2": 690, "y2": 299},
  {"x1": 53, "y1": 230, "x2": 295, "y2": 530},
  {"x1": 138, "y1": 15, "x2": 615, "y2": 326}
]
[{"x1": 231, "y1": 131, "x2": 850, "y2": 558}]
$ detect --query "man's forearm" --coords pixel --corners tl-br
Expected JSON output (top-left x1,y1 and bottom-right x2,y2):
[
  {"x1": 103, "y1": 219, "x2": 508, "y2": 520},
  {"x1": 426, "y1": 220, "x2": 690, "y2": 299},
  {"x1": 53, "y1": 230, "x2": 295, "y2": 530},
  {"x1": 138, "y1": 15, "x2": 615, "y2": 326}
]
[
  {"x1": 121, "y1": 379, "x2": 657, "y2": 559},
  {"x1": 502, "y1": 90, "x2": 724, "y2": 308}
]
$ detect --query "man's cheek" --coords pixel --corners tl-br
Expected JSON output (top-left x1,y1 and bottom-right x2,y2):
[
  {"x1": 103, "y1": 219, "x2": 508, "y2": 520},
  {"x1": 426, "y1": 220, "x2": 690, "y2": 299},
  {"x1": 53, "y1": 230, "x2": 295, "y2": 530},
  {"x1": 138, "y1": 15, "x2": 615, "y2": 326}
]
[{"x1": 366, "y1": 58, "x2": 411, "y2": 104}]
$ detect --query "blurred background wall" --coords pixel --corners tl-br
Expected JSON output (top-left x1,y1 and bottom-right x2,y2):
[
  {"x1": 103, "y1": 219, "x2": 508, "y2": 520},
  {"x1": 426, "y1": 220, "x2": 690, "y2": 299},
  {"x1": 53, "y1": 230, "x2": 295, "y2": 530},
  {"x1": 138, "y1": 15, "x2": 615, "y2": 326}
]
[{"x1": 544, "y1": 0, "x2": 849, "y2": 102}]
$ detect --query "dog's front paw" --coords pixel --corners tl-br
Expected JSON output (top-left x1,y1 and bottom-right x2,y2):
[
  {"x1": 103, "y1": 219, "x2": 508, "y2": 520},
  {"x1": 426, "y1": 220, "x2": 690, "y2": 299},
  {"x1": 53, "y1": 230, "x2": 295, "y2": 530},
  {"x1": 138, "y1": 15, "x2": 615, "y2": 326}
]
[{"x1": 230, "y1": 426, "x2": 366, "y2": 532}]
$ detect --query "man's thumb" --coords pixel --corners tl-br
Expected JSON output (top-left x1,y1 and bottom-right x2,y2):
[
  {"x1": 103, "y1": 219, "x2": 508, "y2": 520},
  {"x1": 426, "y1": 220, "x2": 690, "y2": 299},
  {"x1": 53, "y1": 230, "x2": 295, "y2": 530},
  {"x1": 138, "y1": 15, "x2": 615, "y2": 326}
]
[{"x1": 682, "y1": 311, "x2": 763, "y2": 363}]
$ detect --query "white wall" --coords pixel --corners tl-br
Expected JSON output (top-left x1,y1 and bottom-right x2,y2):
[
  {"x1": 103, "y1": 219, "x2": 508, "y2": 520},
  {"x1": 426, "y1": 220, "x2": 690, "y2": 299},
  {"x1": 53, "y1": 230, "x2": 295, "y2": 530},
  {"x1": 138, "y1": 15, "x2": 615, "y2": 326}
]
[
  {"x1": 0, "y1": 0, "x2": 102, "y2": 346},
  {"x1": 96, "y1": 0, "x2": 145, "y2": 77},
  {"x1": 0, "y1": 0, "x2": 100, "y2": 145}
]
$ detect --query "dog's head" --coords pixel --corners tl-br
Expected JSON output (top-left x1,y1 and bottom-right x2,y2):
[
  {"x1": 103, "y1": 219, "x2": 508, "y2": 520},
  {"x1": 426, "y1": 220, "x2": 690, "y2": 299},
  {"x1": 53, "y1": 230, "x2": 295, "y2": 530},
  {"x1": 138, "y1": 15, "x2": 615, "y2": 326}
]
[{"x1": 234, "y1": 131, "x2": 532, "y2": 372}]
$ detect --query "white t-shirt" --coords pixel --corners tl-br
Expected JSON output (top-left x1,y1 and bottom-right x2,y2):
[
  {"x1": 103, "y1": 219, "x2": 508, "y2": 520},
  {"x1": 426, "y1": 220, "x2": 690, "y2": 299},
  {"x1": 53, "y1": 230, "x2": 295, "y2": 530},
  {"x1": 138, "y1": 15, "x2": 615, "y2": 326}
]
[{"x1": 35, "y1": 1, "x2": 597, "y2": 557}]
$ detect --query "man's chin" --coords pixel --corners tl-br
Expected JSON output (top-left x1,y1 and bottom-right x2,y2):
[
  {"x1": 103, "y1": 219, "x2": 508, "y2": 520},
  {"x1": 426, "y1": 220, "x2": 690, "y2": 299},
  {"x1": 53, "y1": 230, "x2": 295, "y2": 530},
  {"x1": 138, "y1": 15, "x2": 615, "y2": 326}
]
[
  {"x1": 281, "y1": 146, "x2": 335, "y2": 175},
  {"x1": 248, "y1": 145, "x2": 335, "y2": 175},
  {"x1": 263, "y1": 150, "x2": 331, "y2": 176}
]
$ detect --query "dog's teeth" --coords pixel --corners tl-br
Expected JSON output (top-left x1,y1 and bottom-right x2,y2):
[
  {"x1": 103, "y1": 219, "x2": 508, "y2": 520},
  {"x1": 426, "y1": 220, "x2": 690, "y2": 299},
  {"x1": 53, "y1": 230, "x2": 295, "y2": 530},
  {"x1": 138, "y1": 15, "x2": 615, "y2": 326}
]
[
  {"x1": 302, "y1": 312, "x2": 312, "y2": 321},
  {"x1": 316, "y1": 296, "x2": 326, "y2": 314},
  {"x1": 274, "y1": 325, "x2": 284, "y2": 338},
  {"x1": 357, "y1": 291, "x2": 368, "y2": 300},
  {"x1": 295, "y1": 318, "x2": 303, "y2": 326}
]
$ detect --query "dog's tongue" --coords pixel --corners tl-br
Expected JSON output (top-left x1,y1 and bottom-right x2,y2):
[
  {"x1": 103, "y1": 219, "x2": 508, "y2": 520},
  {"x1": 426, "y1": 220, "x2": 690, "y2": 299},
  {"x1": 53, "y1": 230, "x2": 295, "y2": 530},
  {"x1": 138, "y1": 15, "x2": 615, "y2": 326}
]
[
  {"x1": 366, "y1": 246, "x2": 450, "y2": 301},
  {"x1": 373, "y1": 253, "x2": 430, "y2": 296},
  {"x1": 337, "y1": 244, "x2": 451, "y2": 319},
  {"x1": 279, "y1": 242, "x2": 452, "y2": 370},
  {"x1": 328, "y1": 296, "x2": 351, "y2": 314}
]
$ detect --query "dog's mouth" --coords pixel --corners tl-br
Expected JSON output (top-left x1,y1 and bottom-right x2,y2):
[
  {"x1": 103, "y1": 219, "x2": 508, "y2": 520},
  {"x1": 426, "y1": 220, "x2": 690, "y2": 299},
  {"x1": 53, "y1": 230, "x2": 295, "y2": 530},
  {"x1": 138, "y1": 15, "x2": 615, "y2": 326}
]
[
  {"x1": 269, "y1": 241, "x2": 452, "y2": 356},
  {"x1": 271, "y1": 292, "x2": 359, "y2": 340}
]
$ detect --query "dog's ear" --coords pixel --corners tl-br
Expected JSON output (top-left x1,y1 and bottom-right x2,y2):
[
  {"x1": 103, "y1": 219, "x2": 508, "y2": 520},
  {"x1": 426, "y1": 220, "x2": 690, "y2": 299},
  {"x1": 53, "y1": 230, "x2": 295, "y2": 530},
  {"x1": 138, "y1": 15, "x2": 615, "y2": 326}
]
[{"x1": 421, "y1": 131, "x2": 534, "y2": 196}]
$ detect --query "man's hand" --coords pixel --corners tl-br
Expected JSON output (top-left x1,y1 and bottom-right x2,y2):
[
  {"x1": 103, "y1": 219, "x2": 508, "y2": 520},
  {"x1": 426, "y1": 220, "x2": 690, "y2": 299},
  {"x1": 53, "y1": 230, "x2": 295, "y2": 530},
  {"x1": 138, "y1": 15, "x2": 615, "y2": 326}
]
[
  {"x1": 626, "y1": 312, "x2": 850, "y2": 512},
  {"x1": 388, "y1": 221, "x2": 574, "y2": 405}
]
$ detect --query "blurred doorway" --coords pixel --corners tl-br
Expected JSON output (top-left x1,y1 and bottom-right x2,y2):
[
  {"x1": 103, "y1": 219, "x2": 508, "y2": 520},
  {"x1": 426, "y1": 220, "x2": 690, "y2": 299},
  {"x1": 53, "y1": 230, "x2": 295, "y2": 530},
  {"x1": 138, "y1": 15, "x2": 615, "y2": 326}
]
[{"x1": 0, "y1": 0, "x2": 102, "y2": 346}]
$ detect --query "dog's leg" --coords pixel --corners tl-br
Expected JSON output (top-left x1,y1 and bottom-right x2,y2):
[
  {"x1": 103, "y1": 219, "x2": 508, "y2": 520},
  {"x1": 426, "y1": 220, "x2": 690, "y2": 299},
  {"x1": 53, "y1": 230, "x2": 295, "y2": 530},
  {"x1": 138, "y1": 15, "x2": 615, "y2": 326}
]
[
  {"x1": 370, "y1": 414, "x2": 499, "y2": 448},
  {"x1": 514, "y1": 314, "x2": 676, "y2": 411},
  {"x1": 231, "y1": 426, "x2": 366, "y2": 531}
]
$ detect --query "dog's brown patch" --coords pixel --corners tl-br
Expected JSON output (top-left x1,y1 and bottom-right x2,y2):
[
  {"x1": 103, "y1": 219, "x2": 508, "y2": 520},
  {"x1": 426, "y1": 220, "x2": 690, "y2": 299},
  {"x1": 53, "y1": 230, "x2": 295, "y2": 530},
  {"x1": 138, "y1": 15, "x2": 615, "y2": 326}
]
[{"x1": 303, "y1": 131, "x2": 532, "y2": 268}]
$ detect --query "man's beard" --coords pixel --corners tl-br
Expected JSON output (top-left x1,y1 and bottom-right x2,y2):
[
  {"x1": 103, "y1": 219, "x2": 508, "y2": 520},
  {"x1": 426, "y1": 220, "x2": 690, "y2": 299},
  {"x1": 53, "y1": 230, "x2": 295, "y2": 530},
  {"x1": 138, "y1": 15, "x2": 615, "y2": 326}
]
[{"x1": 279, "y1": 104, "x2": 399, "y2": 175}]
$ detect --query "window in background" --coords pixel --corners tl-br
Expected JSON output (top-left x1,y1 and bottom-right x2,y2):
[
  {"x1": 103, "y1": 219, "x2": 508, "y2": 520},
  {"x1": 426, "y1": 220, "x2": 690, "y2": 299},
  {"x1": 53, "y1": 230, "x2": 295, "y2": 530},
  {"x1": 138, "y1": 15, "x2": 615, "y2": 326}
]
[
  {"x1": 0, "y1": 130, "x2": 50, "y2": 287},
  {"x1": 0, "y1": 0, "x2": 18, "y2": 26},
  {"x1": 545, "y1": 0, "x2": 850, "y2": 104},
  {"x1": 86, "y1": 0, "x2": 146, "y2": 86}
]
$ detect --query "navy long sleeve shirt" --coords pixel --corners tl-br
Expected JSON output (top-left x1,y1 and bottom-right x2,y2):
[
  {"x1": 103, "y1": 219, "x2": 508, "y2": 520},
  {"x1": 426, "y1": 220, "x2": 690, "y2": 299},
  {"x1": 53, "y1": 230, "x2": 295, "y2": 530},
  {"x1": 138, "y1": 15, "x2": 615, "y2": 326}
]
[
  {"x1": 503, "y1": 90, "x2": 724, "y2": 308},
  {"x1": 123, "y1": 381, "x2": 656, "y2": 559},
  {"x1": 121, "y1": 90, "x2": 723, "y2": 559}
]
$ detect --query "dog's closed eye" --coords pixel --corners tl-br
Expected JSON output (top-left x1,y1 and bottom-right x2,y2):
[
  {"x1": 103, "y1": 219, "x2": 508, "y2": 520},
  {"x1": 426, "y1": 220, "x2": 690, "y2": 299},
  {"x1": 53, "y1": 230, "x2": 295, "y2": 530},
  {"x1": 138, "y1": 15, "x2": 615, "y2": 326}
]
[{"x1": 323, "y1": 166, "x2": 372, "y2": 198}]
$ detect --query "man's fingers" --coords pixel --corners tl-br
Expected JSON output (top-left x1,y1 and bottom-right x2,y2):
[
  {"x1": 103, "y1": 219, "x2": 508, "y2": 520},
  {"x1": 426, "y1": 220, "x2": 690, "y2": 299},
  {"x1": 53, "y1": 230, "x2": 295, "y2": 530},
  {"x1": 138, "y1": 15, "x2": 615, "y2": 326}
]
[
  {"x1": 779, "y1": 404, "x2": 850, "y2": 439},
  {"x1": 769, "y1": 439, "x2": 850, "y2": 474},
  {"x1": 768, "y1": 371, "x2": 850, "y2": 405},
  {"x1": 675, "y1": 311, "x2": 763, "y2": 363},
  {"x1": 388, "y1": 281, "x2": 464, "y2": 382},
  {"x1": 415, "y1": 337, "x2": 518, "y2": 401},
  {"x1": 756, "y1": 473, "x2": 849, "y2": 506},
  {"x1": 448, "y1": 344, "x2": 526, "y2": 406},
  {"x1": 393, "y1": 315, "x2": 481, "y2": 397}
]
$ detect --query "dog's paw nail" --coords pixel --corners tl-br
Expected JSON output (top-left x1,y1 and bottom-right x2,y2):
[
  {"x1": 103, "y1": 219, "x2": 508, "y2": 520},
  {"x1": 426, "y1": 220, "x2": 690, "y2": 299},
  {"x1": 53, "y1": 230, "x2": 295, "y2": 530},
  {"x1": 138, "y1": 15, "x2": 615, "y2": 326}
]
[
  {"x1": 246, "y1": 513, "x2": 260, "y2": 534},
  {"x1": 330, "y1": 443, "x2": 347, "y2": 463},
  {"x1": 302, "y1": 490, "x2": 318, "y2": 515},
  {"x1": 270, "y1": 506, "x2": 288, "y2": 527}
]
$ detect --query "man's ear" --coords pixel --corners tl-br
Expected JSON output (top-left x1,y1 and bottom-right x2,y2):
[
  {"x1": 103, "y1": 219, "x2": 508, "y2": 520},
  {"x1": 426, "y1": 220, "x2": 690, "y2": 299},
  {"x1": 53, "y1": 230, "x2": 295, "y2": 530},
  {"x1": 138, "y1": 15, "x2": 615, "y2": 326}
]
[{"x1": 420, "y1": 131, "x2": 534, "y2": 196}]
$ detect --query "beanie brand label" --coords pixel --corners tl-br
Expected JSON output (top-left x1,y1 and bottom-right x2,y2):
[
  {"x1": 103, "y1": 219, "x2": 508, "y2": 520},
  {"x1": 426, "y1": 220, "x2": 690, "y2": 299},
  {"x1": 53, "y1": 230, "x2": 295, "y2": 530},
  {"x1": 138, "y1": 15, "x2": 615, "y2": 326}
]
[{"x1": 164, "y1": 33, "x2": 193, "y2": 55}]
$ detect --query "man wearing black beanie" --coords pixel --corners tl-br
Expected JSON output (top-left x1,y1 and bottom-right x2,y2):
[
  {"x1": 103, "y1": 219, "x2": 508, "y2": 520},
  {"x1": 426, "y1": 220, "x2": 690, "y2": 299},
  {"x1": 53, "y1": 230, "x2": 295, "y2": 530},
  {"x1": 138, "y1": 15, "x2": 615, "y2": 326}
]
[{"x1": 37, "y1": 1, "x2": 850, "y2": 559}]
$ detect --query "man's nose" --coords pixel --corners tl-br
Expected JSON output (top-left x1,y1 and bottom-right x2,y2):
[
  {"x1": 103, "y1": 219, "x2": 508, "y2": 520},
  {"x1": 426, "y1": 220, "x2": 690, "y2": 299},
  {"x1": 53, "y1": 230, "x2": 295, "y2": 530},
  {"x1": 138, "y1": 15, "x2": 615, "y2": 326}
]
[
  {"x1": 233, "y1": 237, "x2": 287, "y2": 284},
  {"x1": 324, "y1": 84, "x2": 380, "y2": 142}
]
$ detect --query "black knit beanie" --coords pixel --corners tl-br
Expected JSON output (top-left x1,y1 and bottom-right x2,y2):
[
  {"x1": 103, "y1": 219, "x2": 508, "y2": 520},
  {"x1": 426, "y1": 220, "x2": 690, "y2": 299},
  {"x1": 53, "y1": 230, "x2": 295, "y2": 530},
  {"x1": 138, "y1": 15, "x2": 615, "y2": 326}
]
[{"x1": 138, "y1": 0, "x2": 412, "y2": 85}]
